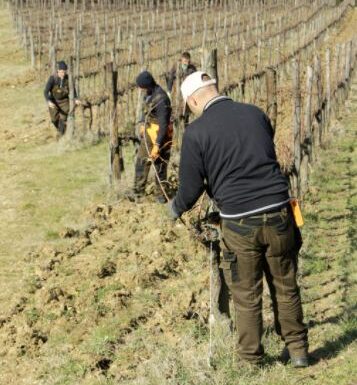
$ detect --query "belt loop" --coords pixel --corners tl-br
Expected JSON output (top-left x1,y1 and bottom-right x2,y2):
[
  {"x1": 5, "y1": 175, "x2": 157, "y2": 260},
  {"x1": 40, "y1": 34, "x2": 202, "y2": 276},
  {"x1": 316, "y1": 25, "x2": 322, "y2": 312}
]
[
  {"x1": 239, "y1": 218, "x2": 243, "y2": 224},
  {"x1": 263, "y1": 213, "x2": 267, "y2": 223}
]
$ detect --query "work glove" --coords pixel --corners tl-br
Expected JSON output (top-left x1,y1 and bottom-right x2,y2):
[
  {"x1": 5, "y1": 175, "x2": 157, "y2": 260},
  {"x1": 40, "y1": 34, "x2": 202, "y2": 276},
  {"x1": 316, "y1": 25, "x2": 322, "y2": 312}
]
[
  {"x1": 150, "y1": 143, "x2": 160, "y2": 161},
  {"x1": 167, "y1": 199, "x2": 180, "y2": 221}
]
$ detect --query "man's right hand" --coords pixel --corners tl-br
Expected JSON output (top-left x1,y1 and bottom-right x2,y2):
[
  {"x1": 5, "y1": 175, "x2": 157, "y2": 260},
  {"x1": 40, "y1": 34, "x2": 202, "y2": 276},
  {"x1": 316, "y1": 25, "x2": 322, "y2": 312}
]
[{"x1": 48, "y1": 101, "x2": 55, "y2": 108}]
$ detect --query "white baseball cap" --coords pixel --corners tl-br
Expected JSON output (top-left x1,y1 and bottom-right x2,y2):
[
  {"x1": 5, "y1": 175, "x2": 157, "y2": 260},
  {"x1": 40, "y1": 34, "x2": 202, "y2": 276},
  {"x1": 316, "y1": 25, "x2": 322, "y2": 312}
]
[{"x1": 181, "y1": 71, "x2": 217, "y2": 103}]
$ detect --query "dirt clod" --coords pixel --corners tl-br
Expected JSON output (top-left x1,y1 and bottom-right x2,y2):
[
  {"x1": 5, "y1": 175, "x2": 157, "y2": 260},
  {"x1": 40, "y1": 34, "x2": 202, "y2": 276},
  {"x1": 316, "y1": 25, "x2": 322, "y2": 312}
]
[
  {"x1": 95, "y1": 357, "x2": 112, "y2": 373},
  {"x1": 60, "y1": 227, "x2": 80, "y2": 238},
  {"x1": 31, "y1": 329, "x2": 48, "y2": 345},
  {"x1": 42, "y1": 258, "x2": 60, "y2": 272},
  {"x1": 161, "y1": 229, "x2": 178, "y2": 242},
  {"x1": 47, "y1": 287, "x2": 65, "y2": 303},
  {"x1": 0, "y1": 317, "x2": 9, "y2": 328},
  {"x1": 10, "y1": 297, "x2": 28, "y2": 316},
  {"x1": 98, "y1": 260, "x2": 117, "y2": 278}
]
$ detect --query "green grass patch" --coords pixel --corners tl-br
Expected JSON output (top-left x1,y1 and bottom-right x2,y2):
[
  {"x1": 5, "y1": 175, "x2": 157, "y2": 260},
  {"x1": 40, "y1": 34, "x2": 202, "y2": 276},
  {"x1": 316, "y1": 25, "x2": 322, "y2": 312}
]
[
  {"x1": 84, "y1": 318, "x2": 121, "y2": 356},
  {"x1": 301, "y1": 251, "x2": 330, "y2": 275},
  {"x1": 45, "y1": 229, "x2": 60, "y2": 240},
  {"x1": 93, "y1": 283, "x2": 125, "y2": 303}
]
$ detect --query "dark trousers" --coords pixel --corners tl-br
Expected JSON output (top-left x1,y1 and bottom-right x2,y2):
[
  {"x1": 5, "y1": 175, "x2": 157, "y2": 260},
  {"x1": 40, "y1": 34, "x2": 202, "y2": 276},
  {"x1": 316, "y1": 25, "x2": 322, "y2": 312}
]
[
  {"x1": 220, "y1": 206, "x2": 308, "y2": 363},
  {"x1": 134, "y1": 136, "x2": 171, "y2": 197},
  {"x1": 49, "y1": 99, "x2": 69, "y2": 135}
]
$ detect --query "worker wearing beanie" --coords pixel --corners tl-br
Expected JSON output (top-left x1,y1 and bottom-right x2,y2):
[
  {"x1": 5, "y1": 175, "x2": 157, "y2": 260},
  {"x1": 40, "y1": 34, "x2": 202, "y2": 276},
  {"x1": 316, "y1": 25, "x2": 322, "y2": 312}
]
[
  {"x1": 166, "y1": 51, "x2": 197, "y2": 127},
  {"x1": 44, "y1": 61, "x2": 80, "y2": 137},
  {"x1": 134, "y1": 71, "x2": 172, "y2": 204}
]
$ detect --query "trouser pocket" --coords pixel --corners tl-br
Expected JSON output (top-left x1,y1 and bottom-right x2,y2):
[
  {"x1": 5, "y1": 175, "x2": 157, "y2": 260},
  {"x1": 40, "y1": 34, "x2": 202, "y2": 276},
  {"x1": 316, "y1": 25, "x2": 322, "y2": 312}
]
[
  {"x1": 221, "y1": 250, "x2": 238, "y2": 285},
  {"x1": 266, "y1": 213, "x2": 297, "y2": 257}
]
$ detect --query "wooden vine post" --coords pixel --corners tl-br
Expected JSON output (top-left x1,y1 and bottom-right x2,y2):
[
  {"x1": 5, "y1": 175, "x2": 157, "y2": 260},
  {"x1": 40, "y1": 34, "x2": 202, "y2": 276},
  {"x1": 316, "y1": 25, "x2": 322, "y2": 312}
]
[
  {"x1": 292, "y1": 58, "x2": 301, "y2": 198},
  {"x1": 265, "y1": 66, "x2": 277, "y2": 133},
  {"x1": 66, "y1": 56, "x2": 75, "y2": 139},
  {"x1": 325, "y1": 48, "x2": 331, "y2": 140},
  {"x1": 29, "y1": 27, "x2": 35, "y2": 68},
  {"x1": 334, "y1": 44, "x2": 341, "y2": 119},
  {"x1": 313, "y1": 54, "x2": 322, "y2": 159},
  {"x1": 300, "y1": 65, "x2": 314, "y2": 195},
  {"x1": 172, "y1": 59, "x2": 184, "y2": 155},
  {"x1": 135, "y1": 39, "x2": 146, "y2": 138},
  {"x1": 201, "y1": 47, "x2": 228, "y2": 322},
  {"x1": 49, "y1": 45, "x2": 56, "y2": 74},
  {"x1": 201, "y1": 47, "x2": 219, "y2": 90},
  {"x1": 108, "y1": 60, "x2": 122, "y2": 187}
]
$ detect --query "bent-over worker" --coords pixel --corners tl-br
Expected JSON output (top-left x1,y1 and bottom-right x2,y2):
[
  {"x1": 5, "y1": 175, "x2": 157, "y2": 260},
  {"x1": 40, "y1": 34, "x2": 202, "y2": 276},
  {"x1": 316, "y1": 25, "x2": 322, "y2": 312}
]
[{"x1": 169, "y1": 71, "x2": 309, "y2": 368}]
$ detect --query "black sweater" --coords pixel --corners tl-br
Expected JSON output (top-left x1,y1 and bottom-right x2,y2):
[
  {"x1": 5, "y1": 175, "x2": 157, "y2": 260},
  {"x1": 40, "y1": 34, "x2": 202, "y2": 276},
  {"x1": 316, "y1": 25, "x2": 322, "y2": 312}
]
[{"x1": 173, "y1": 97, "x2": 290, "y2": 218}]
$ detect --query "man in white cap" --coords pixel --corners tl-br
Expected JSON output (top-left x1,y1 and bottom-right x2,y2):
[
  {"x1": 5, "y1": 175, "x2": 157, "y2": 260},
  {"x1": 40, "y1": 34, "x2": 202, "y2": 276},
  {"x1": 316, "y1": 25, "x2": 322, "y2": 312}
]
[{"x1": 169, "y1": 71, "x2": 309, "y2": 368}]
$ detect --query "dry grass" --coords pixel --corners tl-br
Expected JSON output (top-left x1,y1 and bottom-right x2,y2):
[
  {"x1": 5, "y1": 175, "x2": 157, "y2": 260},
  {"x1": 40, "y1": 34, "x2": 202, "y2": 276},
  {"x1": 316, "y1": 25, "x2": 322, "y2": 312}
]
[{"x1": 0, "y1": 5, "x2": 110, "y2": 325}]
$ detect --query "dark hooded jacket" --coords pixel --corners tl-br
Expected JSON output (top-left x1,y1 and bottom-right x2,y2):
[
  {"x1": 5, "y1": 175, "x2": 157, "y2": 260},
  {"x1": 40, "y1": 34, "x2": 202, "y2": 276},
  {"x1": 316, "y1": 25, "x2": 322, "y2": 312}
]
[{"x1": 136, "y1": 71, "x2": 172, "y2": 146}]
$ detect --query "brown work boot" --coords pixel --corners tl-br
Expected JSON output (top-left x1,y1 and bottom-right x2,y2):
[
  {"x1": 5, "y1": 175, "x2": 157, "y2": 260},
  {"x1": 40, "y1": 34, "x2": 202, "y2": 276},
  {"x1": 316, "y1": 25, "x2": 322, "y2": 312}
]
[
  {"x1": 291, "y1": 356, "x2": 309, "y2": 368},
  {"x1": 280, "y1": 347, "x2": 309, "y2": 368}
]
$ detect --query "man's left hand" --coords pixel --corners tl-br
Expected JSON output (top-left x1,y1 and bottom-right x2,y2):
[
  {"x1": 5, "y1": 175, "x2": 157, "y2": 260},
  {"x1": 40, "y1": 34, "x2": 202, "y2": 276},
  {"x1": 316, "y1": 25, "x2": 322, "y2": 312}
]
[{"x1": 150, "y1": 144, "x2": 160, "y2": 160}]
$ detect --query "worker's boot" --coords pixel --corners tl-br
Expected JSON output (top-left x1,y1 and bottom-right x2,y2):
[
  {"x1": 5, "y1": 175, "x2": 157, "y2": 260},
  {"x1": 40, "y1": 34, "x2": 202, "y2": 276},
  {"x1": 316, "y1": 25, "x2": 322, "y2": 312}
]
[
  {"x1": 58, "y1": 120, "x2": 66, "y2": 136},
  {"x1": 280, "y1": 347, "x2": 309, "y2": 368},
  {"x1": 156, "y1": 195, "x2": 167, "y2": 204},
  {"x1": 124, "y1": 184, "x2": 145, "y2": 202},
  {"x1": 52, "y1": 121, "x2": 62, "y2": 140},
  {"x1": 291, "y1": 356, "x2": 309, "y2": 368}
]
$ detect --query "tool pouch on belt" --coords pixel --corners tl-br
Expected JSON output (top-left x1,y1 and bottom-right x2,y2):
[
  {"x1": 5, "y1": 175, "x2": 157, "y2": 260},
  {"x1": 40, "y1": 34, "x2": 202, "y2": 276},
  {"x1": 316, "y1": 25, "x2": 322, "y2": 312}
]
[
  {"x1": 222, "y1": 250, "x2": 238, "y2": 284},
  {"x1": 289, "y1": 198, "x2": 304, "y2": 227}
]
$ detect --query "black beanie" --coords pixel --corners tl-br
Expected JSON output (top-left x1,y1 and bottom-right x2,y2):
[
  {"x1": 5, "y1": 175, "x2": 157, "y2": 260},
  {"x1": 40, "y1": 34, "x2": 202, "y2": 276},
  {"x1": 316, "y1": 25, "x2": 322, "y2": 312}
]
[
  {"x1": 136, "y1": 71, "x2": 156, "y2": 89},
  {"x1": 57, "y1": 61, "x2": 68, "y2": 71}
]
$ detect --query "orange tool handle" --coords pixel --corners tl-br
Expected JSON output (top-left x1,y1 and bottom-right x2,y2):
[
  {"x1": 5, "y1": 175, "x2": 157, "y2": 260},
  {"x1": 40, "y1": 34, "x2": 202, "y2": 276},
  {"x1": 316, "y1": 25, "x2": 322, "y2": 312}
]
[{"x1": 290, "y1": 199, "x2": 304, "y2": 227}]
